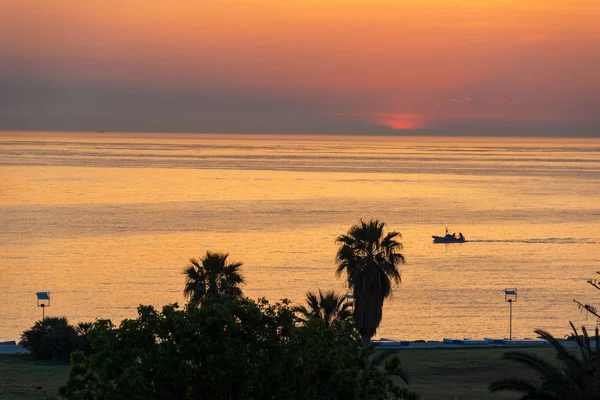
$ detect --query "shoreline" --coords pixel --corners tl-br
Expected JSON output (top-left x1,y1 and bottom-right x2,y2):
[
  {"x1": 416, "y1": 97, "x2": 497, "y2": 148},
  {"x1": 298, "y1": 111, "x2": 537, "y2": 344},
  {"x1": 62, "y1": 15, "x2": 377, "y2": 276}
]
[{"x1": 1, "y1": 336, "x2": 584, "y2": 354}]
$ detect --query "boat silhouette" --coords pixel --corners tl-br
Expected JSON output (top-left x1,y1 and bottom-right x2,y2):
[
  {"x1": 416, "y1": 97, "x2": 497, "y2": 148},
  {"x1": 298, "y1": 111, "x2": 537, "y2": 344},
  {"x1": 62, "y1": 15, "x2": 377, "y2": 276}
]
[{"x1": 432, "y1": 228, "x2": 466, "y2": 243}]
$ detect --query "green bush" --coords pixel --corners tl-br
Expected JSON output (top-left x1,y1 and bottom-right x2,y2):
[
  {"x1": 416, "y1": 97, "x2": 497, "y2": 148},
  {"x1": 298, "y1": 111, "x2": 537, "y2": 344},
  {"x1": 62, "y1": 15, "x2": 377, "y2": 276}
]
[{"x1": 58, "y1": 298, "x2": 419, "y2": 399}]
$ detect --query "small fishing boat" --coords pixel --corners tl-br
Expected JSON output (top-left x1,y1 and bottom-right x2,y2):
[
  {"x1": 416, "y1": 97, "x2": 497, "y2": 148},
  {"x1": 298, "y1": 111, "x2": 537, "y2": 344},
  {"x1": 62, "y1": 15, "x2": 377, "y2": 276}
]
[{"x1": 432, "y1": 228, "x2": 466, "y2": 243}]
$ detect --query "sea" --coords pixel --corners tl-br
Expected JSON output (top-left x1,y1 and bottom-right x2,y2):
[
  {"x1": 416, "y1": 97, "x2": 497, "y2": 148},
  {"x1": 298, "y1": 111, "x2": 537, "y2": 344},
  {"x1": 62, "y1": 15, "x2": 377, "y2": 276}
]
[{"x1": 1, "y1": 131, "x2": 599, "y2": 342}]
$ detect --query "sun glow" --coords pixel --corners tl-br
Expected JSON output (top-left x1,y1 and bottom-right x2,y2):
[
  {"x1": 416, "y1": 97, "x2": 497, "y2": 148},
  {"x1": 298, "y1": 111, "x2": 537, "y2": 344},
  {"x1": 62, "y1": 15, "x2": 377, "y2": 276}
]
[{"x1": 374, "y1": 113, "x2": 423, "y2": 130}]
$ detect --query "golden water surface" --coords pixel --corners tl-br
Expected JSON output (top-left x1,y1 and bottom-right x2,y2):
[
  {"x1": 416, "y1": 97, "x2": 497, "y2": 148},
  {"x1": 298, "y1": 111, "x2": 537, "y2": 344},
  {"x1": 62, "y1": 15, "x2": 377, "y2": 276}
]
[{"x1": 1, "y1": 131, "x2": 599, "y2": 341}]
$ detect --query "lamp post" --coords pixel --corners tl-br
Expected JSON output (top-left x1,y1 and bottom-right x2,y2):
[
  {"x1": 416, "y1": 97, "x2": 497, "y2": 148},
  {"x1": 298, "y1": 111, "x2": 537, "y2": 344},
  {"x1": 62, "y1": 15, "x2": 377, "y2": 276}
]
[
  {"x1": 36, "y1": 292, "x2": 50, "y2": 320},
  {"x1": 504, "y1": 288, "x2": 517, "y2": 347}
]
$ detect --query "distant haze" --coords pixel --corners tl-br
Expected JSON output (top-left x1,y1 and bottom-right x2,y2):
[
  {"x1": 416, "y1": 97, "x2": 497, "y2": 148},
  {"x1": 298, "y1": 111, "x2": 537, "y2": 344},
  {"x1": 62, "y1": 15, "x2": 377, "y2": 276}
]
[{"x1": 1, "y1": 0, "x2": 599, "y2": 136}]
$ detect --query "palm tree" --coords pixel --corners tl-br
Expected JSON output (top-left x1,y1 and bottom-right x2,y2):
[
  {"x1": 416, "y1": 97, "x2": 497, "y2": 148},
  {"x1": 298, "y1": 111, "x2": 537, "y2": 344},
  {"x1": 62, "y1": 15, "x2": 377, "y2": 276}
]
[
  {"x1": 74, "y1": 322, "x2": 94, "y2": 336},
  {"x1": 490, "y1": 323, "x2": 600, "y2": 400},
  {"x1": 295, "y1": 289, "x2": 353, "y2": 327},
  {"x1": 335, "y1": 219, "x2": 404, "y2": 344},
  {"x1": 183, "y1": 251, "x2": 245, "y2": 306}
]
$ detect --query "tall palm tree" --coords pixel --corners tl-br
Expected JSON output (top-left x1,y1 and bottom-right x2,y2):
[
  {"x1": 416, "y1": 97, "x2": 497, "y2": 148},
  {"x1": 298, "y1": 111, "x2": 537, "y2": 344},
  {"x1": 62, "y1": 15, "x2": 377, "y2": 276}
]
[
  {"x1": 295, "y1": 289, "x2": 353, "y2": 327},
  {"x1": 335, "y1": 219, "x2": 404, "y2": 344},
  {"x1": 183, "y1": 251, "x2": 245, "y2": 306},
  {"x1": 490, "y1": 323, "x2": 600, "y2": 400}
]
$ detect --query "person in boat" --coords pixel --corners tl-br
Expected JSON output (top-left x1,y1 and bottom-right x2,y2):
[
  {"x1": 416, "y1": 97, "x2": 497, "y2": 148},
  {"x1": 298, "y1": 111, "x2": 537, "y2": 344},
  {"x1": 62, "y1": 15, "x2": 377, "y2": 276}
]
[{"x1": 458, "y1": 232, "x2": 464, "y2": 241}]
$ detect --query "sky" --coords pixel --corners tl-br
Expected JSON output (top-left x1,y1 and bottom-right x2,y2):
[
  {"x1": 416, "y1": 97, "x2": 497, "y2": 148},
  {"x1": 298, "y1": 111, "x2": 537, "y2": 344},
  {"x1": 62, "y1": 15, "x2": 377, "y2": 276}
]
[{"x1": 1, "y1": 0, "x2": 599, "y2": 136}]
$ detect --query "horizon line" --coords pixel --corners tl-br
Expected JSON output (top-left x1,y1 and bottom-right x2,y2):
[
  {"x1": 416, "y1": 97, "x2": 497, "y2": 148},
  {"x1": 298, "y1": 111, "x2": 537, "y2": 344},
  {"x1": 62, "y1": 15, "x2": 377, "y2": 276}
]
[{"x1": 2, "y1": 129, "x2": 599, "y2": 139}]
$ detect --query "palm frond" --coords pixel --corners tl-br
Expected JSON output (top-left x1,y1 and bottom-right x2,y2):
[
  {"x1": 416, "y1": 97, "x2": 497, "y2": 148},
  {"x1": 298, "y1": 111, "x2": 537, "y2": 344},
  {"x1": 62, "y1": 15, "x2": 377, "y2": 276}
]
[
  {"x1": 535, "y1": 328, "x2": 582, "y2": 370},
  {"x1": 494, "y1": 325, "x2": 600, "y2": 400},
  {"x1": 182, "y1": 251, "x2": 244, "y2": 305},
  {"x1": 298, "y1": 289, "x2": 353, "y2": 326},
  {"x1": 75, "y1": 322, "x2": 94, "y2": 335},
  {"x1": 502, "y1": 351, "x2": 562, "y2": 378},
  {"x1": 369, "y1": 349, "x2": 395, "y2": 366},
  {"x1": 587, "y1": 274, "x2": 600, "y2": 291},
  {"x1": 370, "y1": 354, "x2": 411, "y2": 384},
  {"x1": 489, "y1": 378, "x2": 541, "y2": 394},
  {"x1": 568, "y1": 322, "x2": 593, "y2": 366},
  {"x1": 574, "y1": 299, "x2": 600, "y2": 320}
]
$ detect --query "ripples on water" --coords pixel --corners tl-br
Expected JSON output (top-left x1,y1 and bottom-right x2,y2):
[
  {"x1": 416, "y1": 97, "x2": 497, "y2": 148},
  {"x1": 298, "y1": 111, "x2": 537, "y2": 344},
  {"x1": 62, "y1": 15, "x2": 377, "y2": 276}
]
[{"x1": 1, "y1": 132, "x2": 599, "y2": 341}]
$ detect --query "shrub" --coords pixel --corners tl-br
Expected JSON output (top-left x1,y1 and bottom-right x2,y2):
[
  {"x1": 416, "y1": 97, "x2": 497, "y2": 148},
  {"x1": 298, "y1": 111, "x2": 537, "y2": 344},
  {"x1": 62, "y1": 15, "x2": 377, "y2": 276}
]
[{"x1": 58, "y1": 298, "x2": 419, "y2": 399}]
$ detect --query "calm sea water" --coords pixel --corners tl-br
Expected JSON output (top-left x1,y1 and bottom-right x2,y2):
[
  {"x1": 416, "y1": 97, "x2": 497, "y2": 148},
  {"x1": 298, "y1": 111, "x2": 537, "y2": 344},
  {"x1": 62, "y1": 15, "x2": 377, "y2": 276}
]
[{"x1": 1, "y1": 131, "x2": 599, "y2": 342}]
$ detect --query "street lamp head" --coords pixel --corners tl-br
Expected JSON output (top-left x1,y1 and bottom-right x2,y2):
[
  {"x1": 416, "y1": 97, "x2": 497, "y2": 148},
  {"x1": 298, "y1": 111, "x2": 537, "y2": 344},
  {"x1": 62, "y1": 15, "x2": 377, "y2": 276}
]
[
  {"x1": 505, "y1": 288, "x2": 517, "y2": 303},
  {"x1": 36, "y1": 292, "x2": 50, "y2": 320},
  {"x1": 36, "y1": 292, "x2": 50, "y2": 306}
]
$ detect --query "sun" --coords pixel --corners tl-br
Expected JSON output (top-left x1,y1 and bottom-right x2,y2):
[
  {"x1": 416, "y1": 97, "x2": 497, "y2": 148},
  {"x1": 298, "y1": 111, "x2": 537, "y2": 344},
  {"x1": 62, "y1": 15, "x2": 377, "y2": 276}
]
[{"x1": 374, "y1": 113, "x2": 423, "y2": 130}]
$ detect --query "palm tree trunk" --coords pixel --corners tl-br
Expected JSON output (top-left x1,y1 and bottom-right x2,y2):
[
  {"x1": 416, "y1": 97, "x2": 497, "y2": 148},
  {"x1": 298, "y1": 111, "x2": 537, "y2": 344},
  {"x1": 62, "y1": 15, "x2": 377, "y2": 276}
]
[{"x1": 361, "y1": 334, "x2": 371, "y2": 345}]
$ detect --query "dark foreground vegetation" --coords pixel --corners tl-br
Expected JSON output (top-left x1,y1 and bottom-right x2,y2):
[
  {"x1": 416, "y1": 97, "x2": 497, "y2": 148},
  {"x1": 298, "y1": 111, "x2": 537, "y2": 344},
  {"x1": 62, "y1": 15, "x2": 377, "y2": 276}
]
[
  {"x1": 19, "y1": 297, "x2": 416, "y2": 399},
  {"x1": 11, "y1": 219, "x2": 600, "y2": 399},
  {"x1": 0, "y1": 347, "x2": 580, "y2": 400}
]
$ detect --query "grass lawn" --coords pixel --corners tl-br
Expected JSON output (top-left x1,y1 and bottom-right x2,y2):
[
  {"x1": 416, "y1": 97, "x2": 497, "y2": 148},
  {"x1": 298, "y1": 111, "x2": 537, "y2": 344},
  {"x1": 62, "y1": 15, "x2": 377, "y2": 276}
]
[
  {"x1": 0, "y1": 354, "x2": 69, "y2": 400},
  {"x1": 1, "y1": 347, "x2": 561, "y2": 399},
  {"x1": 389, "y1": 346, "x2": 559, "y2": 400}
]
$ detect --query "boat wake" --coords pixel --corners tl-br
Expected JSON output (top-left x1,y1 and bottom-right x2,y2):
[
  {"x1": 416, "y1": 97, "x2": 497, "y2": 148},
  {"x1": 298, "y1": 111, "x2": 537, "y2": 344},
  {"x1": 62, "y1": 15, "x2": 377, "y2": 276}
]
[{"x1": 467, "y1": 238, "x2": 596, "y2": 244}]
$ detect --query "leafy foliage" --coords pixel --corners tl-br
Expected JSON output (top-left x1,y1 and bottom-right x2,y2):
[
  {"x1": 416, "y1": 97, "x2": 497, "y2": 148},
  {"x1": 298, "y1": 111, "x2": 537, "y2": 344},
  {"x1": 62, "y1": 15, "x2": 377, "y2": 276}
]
[
  {"x1": 183, "y1": 251, "x2": 245, "y2": 305},
  {"x1": 490, "y1": 323, "x2": 600, "y2": 400},
  {"x1": 58, "y1": 297, "x2": 419, "y2": 399},
  {"x1": 335, "y1": 219, "x2": 404, "y2": 343}
]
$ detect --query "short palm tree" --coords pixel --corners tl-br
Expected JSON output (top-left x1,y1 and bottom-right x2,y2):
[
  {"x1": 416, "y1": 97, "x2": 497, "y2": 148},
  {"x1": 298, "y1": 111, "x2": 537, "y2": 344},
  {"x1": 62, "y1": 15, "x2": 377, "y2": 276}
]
[
  {"x1": 490, "y1": 323, "x2": 600, "y2": 400},
  {"x1": 20, "y1": 317, "x2": 77, "y2": 361},
  {"x1": 335, "y1": 219, "x2": 404, "y2": 344},
  {"x1": 183, "y1": 251, "x2": 245, "y2": 306},
  {"x1": 74, "y1": 322, "x2": 94, "y2": 336},
  {"x1": 295, "y1": 289, "x2": 353, "y2": 327}
]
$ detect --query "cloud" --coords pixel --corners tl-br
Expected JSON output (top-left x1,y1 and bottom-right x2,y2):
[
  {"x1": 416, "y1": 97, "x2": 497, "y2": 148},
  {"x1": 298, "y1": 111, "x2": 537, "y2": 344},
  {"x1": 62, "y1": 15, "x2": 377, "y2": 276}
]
[
  {"x1": 451, "y1": 96, "x2": 473, "y2": 105},
  {"x1": 488, "y1": 95, "x2": 520, "y2": 105},
  {"x1": 0, "y1": 79, "x2": 400, "y2": 135},
  {"x1": 424, "y1": 119, "x2": 600, "y2": 137}
]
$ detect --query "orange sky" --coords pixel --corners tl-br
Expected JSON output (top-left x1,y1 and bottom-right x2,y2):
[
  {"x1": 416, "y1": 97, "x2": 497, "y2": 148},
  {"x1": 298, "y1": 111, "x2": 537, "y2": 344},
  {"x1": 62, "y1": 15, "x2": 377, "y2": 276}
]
[{"x1": 1, "y1": 0, "x2": 599, "y2": 135}]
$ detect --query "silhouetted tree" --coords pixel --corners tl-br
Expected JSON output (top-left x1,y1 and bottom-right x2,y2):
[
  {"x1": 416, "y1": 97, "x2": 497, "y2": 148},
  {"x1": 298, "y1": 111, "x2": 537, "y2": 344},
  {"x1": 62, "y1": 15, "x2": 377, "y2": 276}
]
[
  {"x1": 20, "y1": 317, "x2": 78, "y2": 361},
  {"x1": 336, "y1": 219, "x2": 404, "y2": 343},
  {"x1": 74, "y1": 321, "x2": 94, "y2": 356},
  {"x1": 183, "y1": 251, "x2": 244, "y2": 306},
  {"x1": 294, "y1": 289, "x2": 353, "y2": 327},
  {"x1": 490, "y1": 323, "x2": 600, "y2": 399}
]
